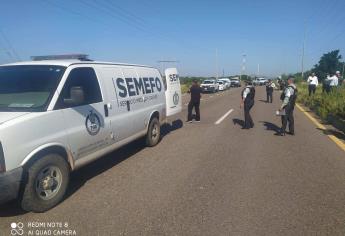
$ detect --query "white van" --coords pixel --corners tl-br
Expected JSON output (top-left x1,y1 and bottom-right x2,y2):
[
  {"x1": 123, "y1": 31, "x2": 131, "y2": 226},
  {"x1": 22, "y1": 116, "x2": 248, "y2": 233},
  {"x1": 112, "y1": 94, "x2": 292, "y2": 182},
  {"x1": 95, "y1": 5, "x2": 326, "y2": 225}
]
[{"x1": 0, "y1": 55, "x2": 182, "y2": 212}]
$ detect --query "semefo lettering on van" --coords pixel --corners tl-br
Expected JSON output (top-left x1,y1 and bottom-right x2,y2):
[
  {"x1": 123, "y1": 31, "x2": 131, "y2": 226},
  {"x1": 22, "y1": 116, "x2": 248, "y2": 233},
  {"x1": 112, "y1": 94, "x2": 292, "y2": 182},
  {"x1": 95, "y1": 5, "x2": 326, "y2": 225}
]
[{"x1": 113, "y1": 77, "x2": 162, "y2": 107}]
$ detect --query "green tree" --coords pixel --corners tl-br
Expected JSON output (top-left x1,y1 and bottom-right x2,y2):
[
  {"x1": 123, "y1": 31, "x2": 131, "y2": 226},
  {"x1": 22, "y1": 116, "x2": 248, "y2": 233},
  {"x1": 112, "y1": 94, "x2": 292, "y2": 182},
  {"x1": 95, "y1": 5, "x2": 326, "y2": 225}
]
[{"x1": 312, "y1": 50, "x2": 342, "y2": 81}]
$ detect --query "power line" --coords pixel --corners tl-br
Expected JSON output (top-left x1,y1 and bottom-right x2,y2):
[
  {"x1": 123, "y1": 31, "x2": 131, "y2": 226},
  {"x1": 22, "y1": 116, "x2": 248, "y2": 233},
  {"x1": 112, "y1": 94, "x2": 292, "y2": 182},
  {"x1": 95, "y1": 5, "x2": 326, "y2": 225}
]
[
  {"x1": 101, "y1": 0, "x2": 147, "y2": 28},
  {"x1": 43, "y1": 0, "x2": 211, "y2": 59},
  {"x1": 0, "y1": 29, "x2": 21, "y2": 61}
]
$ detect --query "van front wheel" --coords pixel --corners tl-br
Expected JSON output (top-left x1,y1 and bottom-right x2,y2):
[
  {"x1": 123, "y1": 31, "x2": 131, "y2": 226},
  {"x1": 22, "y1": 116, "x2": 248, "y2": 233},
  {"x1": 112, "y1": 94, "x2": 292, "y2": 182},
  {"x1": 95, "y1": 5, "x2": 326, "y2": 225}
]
[
  {"x1": 146, "y1": 117, "x2": 161, "y2": 147},
  {"x1": 21, "y1": 154, "x2": 70, "y2": 212}
]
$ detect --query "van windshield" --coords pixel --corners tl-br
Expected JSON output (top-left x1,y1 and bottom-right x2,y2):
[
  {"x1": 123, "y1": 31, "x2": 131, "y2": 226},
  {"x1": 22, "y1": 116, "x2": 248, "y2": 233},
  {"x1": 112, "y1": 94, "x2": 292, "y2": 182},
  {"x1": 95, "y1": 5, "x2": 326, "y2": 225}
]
[
  {"x1": 0, "y1": 65, "x2": 66, "y2": 112},
  {"x1": 203, "y1": 80, "x2": 214, "y2": 84}
]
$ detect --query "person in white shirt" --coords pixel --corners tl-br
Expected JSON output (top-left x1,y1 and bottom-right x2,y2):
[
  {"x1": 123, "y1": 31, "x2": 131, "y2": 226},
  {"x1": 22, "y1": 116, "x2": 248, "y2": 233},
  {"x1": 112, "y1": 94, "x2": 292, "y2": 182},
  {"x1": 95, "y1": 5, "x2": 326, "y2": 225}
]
[
  {"x1": 307, "y1": 72, "x2": 318, "y2": 96},
  {"x1": 325, "y1": 71, "x2": 339, "y2": 93}
]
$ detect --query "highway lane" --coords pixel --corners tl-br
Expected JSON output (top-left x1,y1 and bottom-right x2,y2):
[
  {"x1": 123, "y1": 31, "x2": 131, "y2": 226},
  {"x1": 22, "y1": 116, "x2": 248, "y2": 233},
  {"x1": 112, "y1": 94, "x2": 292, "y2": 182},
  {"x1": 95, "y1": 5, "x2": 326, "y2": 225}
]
[{"x1": 0, "y1": 86, "x2": 345, "y2": 236}]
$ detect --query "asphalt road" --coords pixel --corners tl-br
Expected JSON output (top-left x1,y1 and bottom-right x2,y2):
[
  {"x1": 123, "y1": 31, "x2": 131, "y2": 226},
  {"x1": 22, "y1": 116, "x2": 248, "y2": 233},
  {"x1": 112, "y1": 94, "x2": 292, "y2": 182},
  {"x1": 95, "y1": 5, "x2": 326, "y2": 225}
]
[{"x1": 1, "y1": 86, "x2": 345, "y2": 236}]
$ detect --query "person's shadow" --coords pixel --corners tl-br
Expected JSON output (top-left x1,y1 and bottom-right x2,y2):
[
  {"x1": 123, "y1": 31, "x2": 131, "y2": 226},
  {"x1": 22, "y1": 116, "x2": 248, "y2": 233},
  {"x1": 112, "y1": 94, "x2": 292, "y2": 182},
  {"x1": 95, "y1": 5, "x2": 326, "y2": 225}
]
[
  {"x1": 258, "y1": 99, "x2": 268, "y2": 103},
  {"x1": 260, "y1": 121, "x2": 281, "y2": 133},
  {"x1": 233, "y1": 118, "x2": 245, "y2": 127}
]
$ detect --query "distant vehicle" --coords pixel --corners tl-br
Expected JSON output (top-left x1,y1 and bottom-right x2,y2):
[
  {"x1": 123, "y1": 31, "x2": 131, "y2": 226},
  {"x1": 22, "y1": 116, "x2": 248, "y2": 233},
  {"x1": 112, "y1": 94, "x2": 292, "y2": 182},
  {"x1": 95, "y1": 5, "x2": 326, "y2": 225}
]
[
  {"x1": 219, "y1": 78, "x2": 231, "y2": 89},
  {"x1": 230, "y1": 77, "x2": 241, "y2": 87},
  {"x1": 253, "y1": 78, "x2": 267, "y2": 86},
  {"x1": 217, "y1": 80, "x2": 226, "y2": 91},
  {"x1": 0, "y1": 54, "x2": 182, "y2": 212},
  {"x1": 200, "y1": 79, "x2": 218, "y2": 93}
]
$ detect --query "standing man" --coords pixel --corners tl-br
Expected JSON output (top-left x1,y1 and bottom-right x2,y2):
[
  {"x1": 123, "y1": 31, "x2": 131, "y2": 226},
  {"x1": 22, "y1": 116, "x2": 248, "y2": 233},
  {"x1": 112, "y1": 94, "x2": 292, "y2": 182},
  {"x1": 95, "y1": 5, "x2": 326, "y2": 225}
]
[
  {"x1": 326, "y1": 72, "x2": 339, "y2": 93},
  {"x1": 278, "y1": 76, "x2": 297, "y2": 136},
  {"x1": 240, "y1": 80, "x2": 255, "y2": 129},
  {"x1": 307, "y1": 72, "x2": 318, "y2": 96},
  {"x1": 266, "y1": 79, "x2": 276, "y2": 103},
  {"x1": 187, "y1": 80, "x2": 202, "y2": 123}
]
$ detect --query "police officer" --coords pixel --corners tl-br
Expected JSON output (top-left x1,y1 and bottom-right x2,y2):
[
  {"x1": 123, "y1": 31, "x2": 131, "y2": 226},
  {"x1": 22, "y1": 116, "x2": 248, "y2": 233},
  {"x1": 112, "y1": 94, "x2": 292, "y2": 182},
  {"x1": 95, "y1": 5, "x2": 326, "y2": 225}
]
[
  {"x1": 278, "y1": 76, "x2": 297, "y2": 136},
  {"x1": 240, "y1": 80, "x2": 255, "y2": 129},
  {"x1": 187, "y1": 80, "x2": 202, "y2": 123},
  {"x1": 265, "y1": 79, "x2": 276, "y2": 103}
]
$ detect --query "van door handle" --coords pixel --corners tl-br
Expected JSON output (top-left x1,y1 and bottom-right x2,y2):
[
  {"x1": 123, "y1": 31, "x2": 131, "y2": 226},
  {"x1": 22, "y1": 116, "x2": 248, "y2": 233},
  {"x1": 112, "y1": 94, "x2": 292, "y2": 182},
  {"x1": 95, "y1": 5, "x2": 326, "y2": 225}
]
[
  {"x1": 126, "y1": 101, "x2": 130, "y2": 111},
  {"x1": 104, "y1": 104, "x2": 109, "y2": 117}
]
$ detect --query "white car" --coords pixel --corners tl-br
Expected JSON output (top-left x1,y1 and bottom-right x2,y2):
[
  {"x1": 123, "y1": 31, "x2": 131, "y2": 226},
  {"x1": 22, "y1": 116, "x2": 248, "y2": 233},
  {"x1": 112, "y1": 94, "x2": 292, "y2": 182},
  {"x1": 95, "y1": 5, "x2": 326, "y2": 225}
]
[
  {"x1": 219, "y1": 78, "x2": 231, "y2": 89},
  {"x1": 200, "y1": 79, "x2": 218, "y2": 93},
  {"x1": 230, "y1": 78, "x2": 241, "y2": 87},
  {"x1": 253, "y1": 78, "x2": 267, "y2": 86},
  {"x1": 0, "y1": 54, "x2": 182, "y2": 212},
  {"x1": 217, "y1": 80, "x2": 226, "y2": 91}
]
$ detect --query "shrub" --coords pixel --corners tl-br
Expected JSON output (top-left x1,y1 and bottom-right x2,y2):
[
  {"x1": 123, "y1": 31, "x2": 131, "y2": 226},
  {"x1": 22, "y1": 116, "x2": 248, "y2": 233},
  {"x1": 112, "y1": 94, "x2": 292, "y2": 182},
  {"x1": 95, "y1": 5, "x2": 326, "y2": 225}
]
[{"x1": 297, "y1": 83, "x2": 345, "y2": 129}]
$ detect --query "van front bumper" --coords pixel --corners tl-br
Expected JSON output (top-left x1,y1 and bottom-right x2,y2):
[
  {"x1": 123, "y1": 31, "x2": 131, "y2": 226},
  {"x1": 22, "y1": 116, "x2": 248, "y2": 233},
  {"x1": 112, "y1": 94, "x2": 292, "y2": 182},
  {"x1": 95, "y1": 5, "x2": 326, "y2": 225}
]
[{"x1": 0, "y1": 167, "x2": 23, "y2": 204}]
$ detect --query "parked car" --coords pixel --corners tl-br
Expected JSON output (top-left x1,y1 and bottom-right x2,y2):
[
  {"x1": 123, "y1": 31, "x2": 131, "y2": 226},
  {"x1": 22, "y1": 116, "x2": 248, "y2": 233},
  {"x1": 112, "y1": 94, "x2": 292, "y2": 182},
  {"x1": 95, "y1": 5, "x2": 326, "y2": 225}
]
[
  {"x1": 253, "y1": 78, "x2": 267, "y2": 86},
  {"x1": 200, "y1": 79, "x2": 218, "y2": 93},
  {"x1": 230, "y1": 78, "x2": 241, "y2": 87},
  {"x1": 217, "y1": 80, "x2": 226, "y2": 91},
  {"x1": 219, "y1": 78, "x2": 231, "y2": 89},
  {"x1": 0, "y1": 54, "x2": 182, "y2": 212}
]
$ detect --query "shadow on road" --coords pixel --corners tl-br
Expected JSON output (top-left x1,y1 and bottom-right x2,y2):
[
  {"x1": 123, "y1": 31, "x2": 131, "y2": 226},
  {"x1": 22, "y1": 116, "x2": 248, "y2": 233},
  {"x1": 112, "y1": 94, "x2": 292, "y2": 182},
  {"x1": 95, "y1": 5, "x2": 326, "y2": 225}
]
[
  {"x1": 0, "y1": 119, "x2": 183, "y2": 217},
  {"x1": 258, "y1": 99, "x2": 268, "y2": 103},
  {"x1": 317, "y1": 128, "x2": 345, "y2": 141},
  {"x1": 233, "y1": 118, "x2": 244, "y2": 128},
  {"x1": 260, "y1": 121, "x2": 281, "y2": 133}
]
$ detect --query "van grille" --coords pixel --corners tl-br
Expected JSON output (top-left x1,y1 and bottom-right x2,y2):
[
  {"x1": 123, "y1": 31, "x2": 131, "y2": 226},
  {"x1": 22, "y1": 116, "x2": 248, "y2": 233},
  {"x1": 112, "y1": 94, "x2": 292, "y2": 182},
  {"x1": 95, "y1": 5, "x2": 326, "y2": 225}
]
[{"x1": 0, "y1": 142, "x2": 5, "y2": 173}]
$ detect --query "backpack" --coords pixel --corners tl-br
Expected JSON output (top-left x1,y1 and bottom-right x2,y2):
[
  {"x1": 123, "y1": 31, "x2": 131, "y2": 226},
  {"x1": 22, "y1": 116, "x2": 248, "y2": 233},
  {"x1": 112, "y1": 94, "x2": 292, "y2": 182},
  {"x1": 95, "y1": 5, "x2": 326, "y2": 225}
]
[
  {"x1": 280, "y1": 86, "x2": 297, "y2": 105},
  {"x1": 241, "y1": 86, "x2": 255, "y2": 101},
  {"x1": 248, "y1": 86, "x2": 255, "y2": 100},
  {"x1": 289, "y1": 86, "x2": 297, "y2": 106}
]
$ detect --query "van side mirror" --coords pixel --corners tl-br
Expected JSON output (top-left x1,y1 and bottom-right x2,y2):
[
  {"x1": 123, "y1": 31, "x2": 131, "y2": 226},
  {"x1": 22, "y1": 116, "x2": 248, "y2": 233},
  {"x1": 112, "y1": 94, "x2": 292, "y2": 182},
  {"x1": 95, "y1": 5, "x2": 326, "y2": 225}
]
[{"x1": 64, "y1": 86, "x2": 85, "y2": 106}]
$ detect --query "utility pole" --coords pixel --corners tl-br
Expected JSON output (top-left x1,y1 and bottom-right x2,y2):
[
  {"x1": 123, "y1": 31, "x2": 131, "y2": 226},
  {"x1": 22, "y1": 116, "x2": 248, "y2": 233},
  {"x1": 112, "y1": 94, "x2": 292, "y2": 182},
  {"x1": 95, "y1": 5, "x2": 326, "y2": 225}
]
[
  {"x1": 241, "y1": 53, "x2": 246, "y2": 80},
  {"x1": 257, "y1": 64, "x2": 260, "y2": 77},
  {"x1": 301, "y1": 21, "x2": 307, "y2": 79},
  {"x1": 216, "y1": 48, "x2": 219, "y2": 80}
]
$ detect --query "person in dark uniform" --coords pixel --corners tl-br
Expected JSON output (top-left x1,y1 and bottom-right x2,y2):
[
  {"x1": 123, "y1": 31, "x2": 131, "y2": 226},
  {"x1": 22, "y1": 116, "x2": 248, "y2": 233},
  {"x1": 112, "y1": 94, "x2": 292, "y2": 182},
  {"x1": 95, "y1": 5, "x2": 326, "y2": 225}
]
[
  {"x1": 187, "y1": 80, "x2": 202, "y2": 123},
  {"x1": 278, "y1": 76, "x2": 297, "y2": 136},
  {"x1": 265, "y1": 79, "x2": 275, "y2": 103},
  {"x1": 240, "y1": 81, "x2": 255, "y2": 129}
]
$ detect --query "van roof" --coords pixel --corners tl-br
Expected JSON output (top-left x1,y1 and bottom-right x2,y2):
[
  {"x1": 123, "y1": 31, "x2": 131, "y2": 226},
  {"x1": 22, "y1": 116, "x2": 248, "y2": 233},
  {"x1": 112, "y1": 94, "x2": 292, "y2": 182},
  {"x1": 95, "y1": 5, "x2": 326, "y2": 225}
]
[{"x1": 1, "y1": 60, "x2": 154, "y2": 69}]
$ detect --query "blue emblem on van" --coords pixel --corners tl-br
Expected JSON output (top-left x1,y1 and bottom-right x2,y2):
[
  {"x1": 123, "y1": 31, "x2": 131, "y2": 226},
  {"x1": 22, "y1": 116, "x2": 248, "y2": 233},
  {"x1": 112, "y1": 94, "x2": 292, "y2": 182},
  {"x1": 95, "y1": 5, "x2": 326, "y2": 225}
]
[
  {"x1": 85, "y1": 110, "x2": 101, "y2": 135},
  {"x1": 173, "y1": 92, "x2": 179, "y2": 106}
]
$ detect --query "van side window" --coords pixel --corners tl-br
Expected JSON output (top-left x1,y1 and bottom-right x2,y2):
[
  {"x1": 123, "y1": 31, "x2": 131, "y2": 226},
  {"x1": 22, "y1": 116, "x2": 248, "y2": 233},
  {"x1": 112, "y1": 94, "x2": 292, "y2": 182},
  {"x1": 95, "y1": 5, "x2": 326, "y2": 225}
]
[{"x1": 55, "y1": 67, "x2": 103, "y2": 109}]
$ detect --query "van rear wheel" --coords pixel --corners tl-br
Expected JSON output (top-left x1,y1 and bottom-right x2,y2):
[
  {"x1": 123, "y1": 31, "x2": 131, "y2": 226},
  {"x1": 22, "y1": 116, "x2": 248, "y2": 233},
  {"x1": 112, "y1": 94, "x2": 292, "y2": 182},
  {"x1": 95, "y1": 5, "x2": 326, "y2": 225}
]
[
  {"x1": 146, "y1": 117, "x2": 161, "y2": 147},
  {"x1": 21, "y1": 153, "x2": 70, "y2": 212}
]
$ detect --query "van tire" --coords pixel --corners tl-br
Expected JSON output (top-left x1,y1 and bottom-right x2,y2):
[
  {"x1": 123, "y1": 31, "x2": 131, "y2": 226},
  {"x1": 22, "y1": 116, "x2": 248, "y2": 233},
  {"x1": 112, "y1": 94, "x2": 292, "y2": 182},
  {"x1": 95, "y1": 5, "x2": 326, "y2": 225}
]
[
  {"x1": 20, "y1": 154, "x2": 70, "y2": 213},
  {"x1": 146, "y1": 117, "x2": 161, "y2": 147}
]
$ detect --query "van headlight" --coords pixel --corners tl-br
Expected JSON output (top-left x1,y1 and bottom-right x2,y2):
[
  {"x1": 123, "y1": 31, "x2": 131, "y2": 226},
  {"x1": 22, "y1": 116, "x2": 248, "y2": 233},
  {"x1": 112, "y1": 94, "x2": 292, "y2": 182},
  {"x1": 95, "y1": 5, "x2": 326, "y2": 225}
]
[{"x1": 0, "y1": 142, "x2": 5, "y2": 173}]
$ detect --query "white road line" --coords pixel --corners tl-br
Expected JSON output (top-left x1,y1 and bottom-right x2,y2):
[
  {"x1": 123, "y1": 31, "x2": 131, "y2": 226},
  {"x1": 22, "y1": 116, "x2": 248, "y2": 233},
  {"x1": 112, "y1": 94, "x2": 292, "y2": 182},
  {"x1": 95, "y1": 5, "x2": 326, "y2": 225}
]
[
  {"x1": 215, "y1": 109, "x2": 234, "y2": 125},
  {"x1": 184, "y1": 103, "x2": 189, "y2": 106}
]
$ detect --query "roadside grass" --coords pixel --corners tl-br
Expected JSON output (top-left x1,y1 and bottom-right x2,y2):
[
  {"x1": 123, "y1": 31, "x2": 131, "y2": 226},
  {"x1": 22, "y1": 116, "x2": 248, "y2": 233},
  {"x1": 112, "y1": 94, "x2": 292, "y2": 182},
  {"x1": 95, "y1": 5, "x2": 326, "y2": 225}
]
[
  {"x1": 297, "y1": 83, "x2": 345, "y2": 132},
  {"x1": 181, "y1": 84, "x2": 190, "y2": 94}
]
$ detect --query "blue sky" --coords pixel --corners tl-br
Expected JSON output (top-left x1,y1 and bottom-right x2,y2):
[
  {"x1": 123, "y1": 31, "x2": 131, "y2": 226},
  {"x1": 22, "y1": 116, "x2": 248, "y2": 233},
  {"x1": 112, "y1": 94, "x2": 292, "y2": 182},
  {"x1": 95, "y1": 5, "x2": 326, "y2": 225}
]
[{"x1": 0, "y1": 0, "x2": 344, "y2": 76}]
